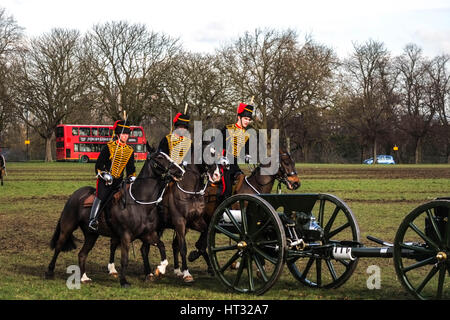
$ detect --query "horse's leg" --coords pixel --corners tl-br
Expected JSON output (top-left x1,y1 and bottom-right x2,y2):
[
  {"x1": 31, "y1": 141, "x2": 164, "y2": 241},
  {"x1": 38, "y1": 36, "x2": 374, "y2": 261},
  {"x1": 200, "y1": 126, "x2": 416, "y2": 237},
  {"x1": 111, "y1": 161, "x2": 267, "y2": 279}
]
[
  {"x1": 196, "y1": 231, "x2": 214, "y2": 275},
  {"x1": 154, "y1": 239, "x2": 168, "y2": 277},
  {"x1": 108, "y1": 238, "x2": 119, "y2": 278},
  {"x1": 78, "y1": 233, "x2": 99, "y2": 283},
  {"x1": 172, "y1": 234, "x2": 182, "y2": 277},
  {"x1": 119, "y1": 234, "x2": 132, "y2": 288},
  {"x1": 140, "y1": 241, "x2": 154, "y2": 282},
  {"x1": 175, "y1": 224, "x2": 194, "y2": 282},
  {"x1": 45, "y1": 218, "x2": 78, "y2": 279}
]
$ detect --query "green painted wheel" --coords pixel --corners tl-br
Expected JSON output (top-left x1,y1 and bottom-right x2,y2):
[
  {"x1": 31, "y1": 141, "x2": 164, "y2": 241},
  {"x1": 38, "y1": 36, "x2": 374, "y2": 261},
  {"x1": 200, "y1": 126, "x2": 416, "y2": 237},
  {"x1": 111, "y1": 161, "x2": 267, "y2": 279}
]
[
  {"x1": 287, "y1": 194, "x2": 360, "y2": 289},
  {"x1": 207, "y1": 194, "x2": 286, "y2": 295},
  {"x1": 394, "y1": 200, "x2": 450, "y2": 300}
]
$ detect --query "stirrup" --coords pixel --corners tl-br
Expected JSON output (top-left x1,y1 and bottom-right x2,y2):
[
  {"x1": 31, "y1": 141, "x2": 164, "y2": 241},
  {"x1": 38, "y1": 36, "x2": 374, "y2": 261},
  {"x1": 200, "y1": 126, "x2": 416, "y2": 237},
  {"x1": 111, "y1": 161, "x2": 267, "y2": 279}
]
[{"x1": 88, "y1": 220, "x2": 98, "y2": 232}]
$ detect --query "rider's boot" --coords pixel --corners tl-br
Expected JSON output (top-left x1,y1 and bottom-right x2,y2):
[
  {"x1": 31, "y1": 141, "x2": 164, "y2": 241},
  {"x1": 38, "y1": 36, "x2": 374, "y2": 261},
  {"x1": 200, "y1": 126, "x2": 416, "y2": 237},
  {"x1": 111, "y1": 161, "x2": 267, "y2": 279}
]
[{"x1": 88, "y1": 197, "x2": 102, "y2": 232}]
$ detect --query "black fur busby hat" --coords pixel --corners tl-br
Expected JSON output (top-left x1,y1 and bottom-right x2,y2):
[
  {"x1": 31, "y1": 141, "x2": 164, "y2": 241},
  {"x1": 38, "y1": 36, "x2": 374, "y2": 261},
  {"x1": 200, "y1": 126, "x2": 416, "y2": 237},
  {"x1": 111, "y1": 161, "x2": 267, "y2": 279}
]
[{"x1": 113, "y1": 120, "x2": 131, "y2": 135}]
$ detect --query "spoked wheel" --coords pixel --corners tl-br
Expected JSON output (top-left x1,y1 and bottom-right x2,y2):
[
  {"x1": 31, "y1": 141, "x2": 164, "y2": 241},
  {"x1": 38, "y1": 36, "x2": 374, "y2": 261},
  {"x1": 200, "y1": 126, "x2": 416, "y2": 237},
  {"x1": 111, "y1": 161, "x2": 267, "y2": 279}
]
[
  {"x1": 394, "y1": 200, "x2": 449, "y2": 300},
  {"x1": 207, "y1": 194, "x2": 286, "y2": 295},
  {"x1": 287, "y1": 194, "x2": 360, "y2": 289}
]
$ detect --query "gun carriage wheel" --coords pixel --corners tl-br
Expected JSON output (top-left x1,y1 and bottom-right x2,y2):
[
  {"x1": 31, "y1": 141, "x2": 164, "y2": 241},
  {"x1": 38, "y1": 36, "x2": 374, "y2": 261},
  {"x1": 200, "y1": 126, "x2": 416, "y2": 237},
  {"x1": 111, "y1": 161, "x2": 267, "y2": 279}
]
[
  {"x1": 207, "y1": 194, "x2": 286, "y2": 295},
  {"x1": 393, "y1": 199, "x2": 450, "y2": 300},
  {"x1": 273, "y1": 193, "x2": 361, "y2": 289}
]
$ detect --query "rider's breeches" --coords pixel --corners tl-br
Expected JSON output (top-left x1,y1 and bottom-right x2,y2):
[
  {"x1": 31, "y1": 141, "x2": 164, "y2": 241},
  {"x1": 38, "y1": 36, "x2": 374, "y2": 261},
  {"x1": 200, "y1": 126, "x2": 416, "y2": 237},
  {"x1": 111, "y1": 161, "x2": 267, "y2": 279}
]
[{"x1": 96, "y1": 178, "x2": 122, "y2": 201}]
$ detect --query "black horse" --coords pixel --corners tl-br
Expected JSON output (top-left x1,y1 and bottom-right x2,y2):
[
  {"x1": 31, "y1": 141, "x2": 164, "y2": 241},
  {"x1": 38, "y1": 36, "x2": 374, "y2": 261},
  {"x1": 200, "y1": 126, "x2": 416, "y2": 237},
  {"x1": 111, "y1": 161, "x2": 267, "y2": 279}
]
[
  {"x1": 188, "y1": 149, "x2": 301, "y2": 271},
  {"x1": 45, "y1": 149, "x2": 185, "y2": 288},
  {"x1": 0, "y1": 154, "x2": 6, "y2": 186},
  {"x1": 108, "y1": 160, "x2": 222, "y2": 282}
]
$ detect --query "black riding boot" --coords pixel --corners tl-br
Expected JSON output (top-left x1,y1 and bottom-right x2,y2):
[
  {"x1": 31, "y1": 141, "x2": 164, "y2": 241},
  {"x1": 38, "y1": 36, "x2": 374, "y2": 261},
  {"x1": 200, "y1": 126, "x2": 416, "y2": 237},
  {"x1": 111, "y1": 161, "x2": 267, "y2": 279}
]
[{"x1": 88, "y1": 197, "x2": 102, "y2": 232}]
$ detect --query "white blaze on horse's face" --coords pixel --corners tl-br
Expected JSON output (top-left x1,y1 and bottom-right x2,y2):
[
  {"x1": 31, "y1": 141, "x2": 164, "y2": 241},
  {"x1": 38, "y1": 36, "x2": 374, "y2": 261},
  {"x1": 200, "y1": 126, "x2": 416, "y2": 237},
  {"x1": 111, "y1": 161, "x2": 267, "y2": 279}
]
[{"x1": 208, "y1": 164, "x2": 221, "y2": 183}]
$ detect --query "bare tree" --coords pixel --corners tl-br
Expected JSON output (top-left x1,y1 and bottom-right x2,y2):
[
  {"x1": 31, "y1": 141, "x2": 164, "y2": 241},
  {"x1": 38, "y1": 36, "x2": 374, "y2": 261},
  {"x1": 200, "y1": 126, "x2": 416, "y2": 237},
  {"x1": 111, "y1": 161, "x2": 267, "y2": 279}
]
[
  {"x1": 82, "y1": 21, "x2": 180, "y2": 124},
  {"x1": 159, "y1": 51, "x2": 234, "y2": 130},
  {"x1": 395, "y1": 44, "x2": 436, "y2": 163},
  {"x1": 429, "y1": 54, "x2": 450, "y2": 162},
  {"x1": 11, "y1": 28, "x2": 90, "y2": 161},
  {"x1": 0, "y1": 8, "x2": 23, "y2": 143},
  {"x1": 218, "y1": 28, "x2": 300, "y2": 130},
  {"x1": 336, "y1": 40, "x2": 398, "y2": 163}
]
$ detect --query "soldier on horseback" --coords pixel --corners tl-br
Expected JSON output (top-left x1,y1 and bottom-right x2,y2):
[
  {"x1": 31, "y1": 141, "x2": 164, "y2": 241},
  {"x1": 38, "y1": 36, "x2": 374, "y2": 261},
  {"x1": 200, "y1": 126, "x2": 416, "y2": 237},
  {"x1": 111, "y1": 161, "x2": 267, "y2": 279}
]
[
  {"x1": 219, "y1": 102, "x2": 254, "y2": 202},
  {"x1": 88, "y1": 120, "x2": 136, "y2": 232},
  {"x1": 158, "y1": 112, "x2": 192, "y2": 165},
  {"x1": 0, "y1": 149, "x2": 6, "y2": 186}
]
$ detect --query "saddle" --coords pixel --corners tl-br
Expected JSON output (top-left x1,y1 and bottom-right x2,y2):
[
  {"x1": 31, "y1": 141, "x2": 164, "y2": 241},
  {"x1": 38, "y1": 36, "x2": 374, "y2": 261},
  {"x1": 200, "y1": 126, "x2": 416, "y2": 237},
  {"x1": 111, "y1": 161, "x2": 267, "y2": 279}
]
[
  {"x1": 232, "y1": 173, "x2": 245, "y2": 194},
  {"x1": 82, "y1": 184, "x2": 130, "y2": 208}
]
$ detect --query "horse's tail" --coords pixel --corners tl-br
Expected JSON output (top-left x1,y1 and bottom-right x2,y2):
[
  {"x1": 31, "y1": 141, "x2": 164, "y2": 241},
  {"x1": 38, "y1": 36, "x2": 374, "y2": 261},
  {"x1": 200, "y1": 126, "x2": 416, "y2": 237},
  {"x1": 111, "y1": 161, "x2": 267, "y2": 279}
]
[{"x1": 50, "y1": 218, "x2": 77, "y2": 252}]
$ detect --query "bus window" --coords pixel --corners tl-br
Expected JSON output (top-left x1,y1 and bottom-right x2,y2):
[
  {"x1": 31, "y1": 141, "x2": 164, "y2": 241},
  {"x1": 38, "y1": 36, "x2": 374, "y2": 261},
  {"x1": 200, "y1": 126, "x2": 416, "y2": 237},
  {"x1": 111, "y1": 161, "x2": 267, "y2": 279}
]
[
  {"x1": 56, "y1": 127, "x2": 64, "y2": 138},
  {"x1": 99, "y1": 127, "x2": 110, "y2": 136},
  {"x1": 56, "y1": 141, "x2": 64, "y2": 149},
  {"x1": 79, "y1": 127, "x2": 90, "y2": 136},
  {"x1": 72, "y1": 127, "x2": 79, "y2": 136},
  {"x1": 92, "y1": 128, "x2": 98, "y2": 136},
  {"x1": 134, "y1": 144, "x2": 144, "y2": 152},
  {"x1": 131, "y1": 128, "x2": 143, "y2": 137},
  {"x1": 74, "y1": 144, "x2": 79, "y2": 152},
  {"x1": 80, "y1": 144, "x2": 91, "y2": 152}
]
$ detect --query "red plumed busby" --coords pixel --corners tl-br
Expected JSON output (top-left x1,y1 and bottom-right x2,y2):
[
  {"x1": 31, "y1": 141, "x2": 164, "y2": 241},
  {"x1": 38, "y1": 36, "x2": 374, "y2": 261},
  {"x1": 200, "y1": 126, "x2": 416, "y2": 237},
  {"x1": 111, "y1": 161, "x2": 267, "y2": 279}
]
[
  {"x1": 173, "y1": 113, "x2": 190, "y2": 128},
  {"x1": 113, "y1": 120, "x2": 131, "y2": 135},
  {"x1": 237, "y1": 103, "x2": 254, "y2": 118}
]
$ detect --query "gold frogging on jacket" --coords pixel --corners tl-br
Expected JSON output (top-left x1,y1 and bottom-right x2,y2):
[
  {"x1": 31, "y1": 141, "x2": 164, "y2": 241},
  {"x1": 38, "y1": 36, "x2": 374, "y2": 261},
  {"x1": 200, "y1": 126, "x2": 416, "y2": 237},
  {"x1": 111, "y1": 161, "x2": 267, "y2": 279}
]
[
  {"x1": 166, "y1": 134, "x2": 192, "y2": 164},
  {"x1": 107, "y1": 140, "x2": 134, "y2": 178},
  {"x1": 226, "y1": 124, "x2": 249, "y2": 158}
]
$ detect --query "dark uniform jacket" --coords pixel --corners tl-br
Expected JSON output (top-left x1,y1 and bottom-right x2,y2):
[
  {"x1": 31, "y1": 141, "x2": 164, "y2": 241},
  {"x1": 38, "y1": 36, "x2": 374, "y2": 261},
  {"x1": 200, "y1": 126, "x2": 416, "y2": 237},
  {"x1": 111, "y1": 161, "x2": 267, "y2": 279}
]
[
  {"x1": 158, "y1": 133, "x2": 193, "y2": 165},
  {"x1": 95, "y1": 139, "x2": 136, "y2": 200},
  {"x1": 219, "y1": 123, "x2": 251, "y2": 198}
]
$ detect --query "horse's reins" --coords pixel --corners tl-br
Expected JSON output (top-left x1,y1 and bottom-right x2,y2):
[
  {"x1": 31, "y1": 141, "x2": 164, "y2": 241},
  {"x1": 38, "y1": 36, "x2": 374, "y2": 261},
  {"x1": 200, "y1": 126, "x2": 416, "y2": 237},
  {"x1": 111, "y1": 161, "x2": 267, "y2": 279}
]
[
  {"x1": 128, "y1": 151, "x2": 185, "y2": 205},
  {"x1": 244, "y1": 153, "x2": 297, "y2": 194}
]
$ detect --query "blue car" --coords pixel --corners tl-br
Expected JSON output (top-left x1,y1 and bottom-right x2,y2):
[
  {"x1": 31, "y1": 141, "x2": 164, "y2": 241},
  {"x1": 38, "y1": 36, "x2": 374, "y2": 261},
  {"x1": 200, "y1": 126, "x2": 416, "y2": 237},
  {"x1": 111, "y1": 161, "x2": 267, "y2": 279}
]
[{"x1": 363, "y1": 155, "x2": 395, "y2": 164}]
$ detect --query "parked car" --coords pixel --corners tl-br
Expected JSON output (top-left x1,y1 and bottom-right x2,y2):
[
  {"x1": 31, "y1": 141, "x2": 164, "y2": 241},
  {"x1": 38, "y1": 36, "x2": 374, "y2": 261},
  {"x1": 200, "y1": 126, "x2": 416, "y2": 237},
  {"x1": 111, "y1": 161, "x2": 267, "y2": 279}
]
[{"x1": 363, "y1": 155, "x2": 395, "y2": 164}]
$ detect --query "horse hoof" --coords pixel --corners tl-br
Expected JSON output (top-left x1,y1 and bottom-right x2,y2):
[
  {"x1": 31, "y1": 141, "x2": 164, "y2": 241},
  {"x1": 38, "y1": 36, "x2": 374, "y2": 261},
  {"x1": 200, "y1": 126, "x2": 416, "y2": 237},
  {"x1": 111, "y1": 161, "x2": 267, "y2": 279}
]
[
  {"x1": 81, "y1": 279, "x2": 92, "y2": 284},
  {"x1": 144, "y1": 274, "x2": 155, "y2": 282},
  {"x1": 183, "y1": 275, "x2": 194, "y2": 283},
  {"x1": 230, "y1": 261, "x2": 240, "y2": 270},
  {"x1": 109, "y1": 272, "x2": 119, "y2": 279},
  {"x1": 44, "y1": 271, "x2": 54, "y2": 280},
  {"x1": 121, "y1": 282, "x2": 131, "y2": 288},
  {"x1": 154, "y1": 269, "x2": 164, "y2": 278},
  {"x1": 188, "y1": 250, "x2": 201, "y2": 262}
]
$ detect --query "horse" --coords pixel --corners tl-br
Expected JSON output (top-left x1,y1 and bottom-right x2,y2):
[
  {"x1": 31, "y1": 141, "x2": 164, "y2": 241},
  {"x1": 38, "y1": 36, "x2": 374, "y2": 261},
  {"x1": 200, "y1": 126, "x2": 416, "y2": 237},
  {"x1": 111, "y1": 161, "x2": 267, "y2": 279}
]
[
  {"x1": 188, "y1": 149, "x2": 301, "y2": 272},
  {"x1": 0, "y1": 154, "x2": 6, "y2": 186},
  {"x1": 45, "y1": 149, "x2": 186, "y2": 288},
  {"x1": 107, "y1": 157, "x2": 223, "y2": 282}
]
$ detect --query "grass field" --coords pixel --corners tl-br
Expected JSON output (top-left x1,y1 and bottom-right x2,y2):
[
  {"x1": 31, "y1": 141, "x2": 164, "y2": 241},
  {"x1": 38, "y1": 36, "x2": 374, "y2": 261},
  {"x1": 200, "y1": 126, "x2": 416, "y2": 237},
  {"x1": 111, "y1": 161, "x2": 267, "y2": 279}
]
[{"x1": 0, "y1": 161, "x2": 449, "y2": 300}]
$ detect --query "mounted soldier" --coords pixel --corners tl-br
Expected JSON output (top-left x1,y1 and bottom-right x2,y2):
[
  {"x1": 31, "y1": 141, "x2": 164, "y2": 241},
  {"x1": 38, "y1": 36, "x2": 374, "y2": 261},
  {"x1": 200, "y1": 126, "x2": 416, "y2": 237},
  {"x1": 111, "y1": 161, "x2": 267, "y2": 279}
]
[
  {"x1": 218, "y1": 102, "x2": 254, "y2": 202},
  {"x1": 88, "y1": 119, "x2": 136, "y2": 232},
  {"x1": 0, "y1": 149, "x2": 6, "y2": 186},
  {"x1": 158, "y1": 111, "x2": 192, "y2": 165}
]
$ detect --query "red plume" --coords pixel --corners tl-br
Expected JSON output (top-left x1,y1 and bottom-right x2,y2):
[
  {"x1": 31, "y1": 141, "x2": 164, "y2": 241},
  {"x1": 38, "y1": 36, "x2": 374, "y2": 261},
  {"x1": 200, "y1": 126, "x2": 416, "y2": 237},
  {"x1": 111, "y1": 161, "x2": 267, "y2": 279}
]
[
  {"x1": 173, "y1": 112, "x2": 182, "y2": 123},
  {"x1": 237, "y1": 103, "x2": 247, "y2": 114}
]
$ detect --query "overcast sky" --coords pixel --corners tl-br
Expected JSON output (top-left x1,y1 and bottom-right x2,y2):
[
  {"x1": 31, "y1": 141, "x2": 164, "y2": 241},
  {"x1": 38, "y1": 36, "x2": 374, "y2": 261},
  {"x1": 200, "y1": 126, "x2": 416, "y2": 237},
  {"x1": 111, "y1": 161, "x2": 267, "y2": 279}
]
[{"x1": 2, "y1": 0, "x2": 450, "y2": 58}]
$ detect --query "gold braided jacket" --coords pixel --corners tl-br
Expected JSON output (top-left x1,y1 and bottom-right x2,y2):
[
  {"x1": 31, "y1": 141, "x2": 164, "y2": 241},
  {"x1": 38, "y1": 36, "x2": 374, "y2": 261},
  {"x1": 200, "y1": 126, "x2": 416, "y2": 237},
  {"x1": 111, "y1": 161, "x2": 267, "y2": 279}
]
[
  {"x1": 166, "y1": 134, "x2": 192, "y2": 164},
  {"x1": 107, "y1": 140, "x2": 134, "y2": 178},
  {"x1": 226, "y1": 124, "x2": 250, "y2": 158}
]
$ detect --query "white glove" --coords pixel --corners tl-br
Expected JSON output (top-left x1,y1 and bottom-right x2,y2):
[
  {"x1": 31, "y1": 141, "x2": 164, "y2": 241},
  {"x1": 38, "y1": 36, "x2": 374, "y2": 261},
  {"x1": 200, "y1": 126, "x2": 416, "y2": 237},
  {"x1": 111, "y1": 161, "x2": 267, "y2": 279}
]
[{"x1": 100, "y1": 171, "x2": 113, "y2": 185}]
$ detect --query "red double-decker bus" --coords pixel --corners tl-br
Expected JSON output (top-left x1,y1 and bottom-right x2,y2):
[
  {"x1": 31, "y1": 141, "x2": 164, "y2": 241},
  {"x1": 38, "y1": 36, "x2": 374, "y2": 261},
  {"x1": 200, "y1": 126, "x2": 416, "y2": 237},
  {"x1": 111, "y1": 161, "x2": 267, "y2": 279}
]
[{"x1": 55, "y1": 124, "x2": 147, "y2": 162}]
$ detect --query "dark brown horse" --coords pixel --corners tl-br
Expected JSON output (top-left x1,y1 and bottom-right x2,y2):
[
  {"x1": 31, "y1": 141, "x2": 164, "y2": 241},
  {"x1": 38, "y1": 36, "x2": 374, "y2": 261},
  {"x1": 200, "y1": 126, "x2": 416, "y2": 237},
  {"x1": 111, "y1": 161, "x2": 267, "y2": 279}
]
[
  {"x1": 108, "y1": 161, "x2": 222, "y2": 282},
  {"x1": 188, "y1": 149, "x2": 301, "y2": 272},
  {"x1": 0, "y1": 154, "x2": 5, "y2": 186},
  {"x1": 45, "y1": 149, "x2": 185, "y2": 288}
]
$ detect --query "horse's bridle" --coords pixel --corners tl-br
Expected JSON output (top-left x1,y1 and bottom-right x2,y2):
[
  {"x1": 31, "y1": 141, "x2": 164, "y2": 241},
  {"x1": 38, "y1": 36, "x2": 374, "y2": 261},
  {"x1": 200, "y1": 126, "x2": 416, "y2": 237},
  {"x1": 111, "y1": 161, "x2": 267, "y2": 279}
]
[
  {"x1": 276, "y1": 152, "x2": 298, "y2": 182},
  {"x1": 128, "y1": 151, "x2": 186, "y2": 205},
  {"x1": 245, "y1": 152, "x2": 298, "y2": 193}
]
